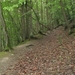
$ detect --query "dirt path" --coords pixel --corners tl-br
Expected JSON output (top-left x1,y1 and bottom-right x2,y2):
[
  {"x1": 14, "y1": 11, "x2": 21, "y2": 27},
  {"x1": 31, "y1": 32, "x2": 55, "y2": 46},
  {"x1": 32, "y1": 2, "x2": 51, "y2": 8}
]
[
  {"x1": 0, "y1": 40, "x2": 36, "y2": 75},
  {"x1": 1, "y1": 26, "x2": 75, "y2": 75}
]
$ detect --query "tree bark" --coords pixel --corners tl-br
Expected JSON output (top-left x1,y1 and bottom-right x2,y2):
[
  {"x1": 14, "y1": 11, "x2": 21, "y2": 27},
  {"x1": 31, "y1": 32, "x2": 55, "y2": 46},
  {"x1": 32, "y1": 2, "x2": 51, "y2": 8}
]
[
  {"x1": 0, "y1": 2, "x2": 8, "y2": 50},
  {"x1": 60, "y1": 0, "x2": 70, "y2": 30},
  {"x1": 20, "y1": 3, "x2": 26, "y2": 41}
]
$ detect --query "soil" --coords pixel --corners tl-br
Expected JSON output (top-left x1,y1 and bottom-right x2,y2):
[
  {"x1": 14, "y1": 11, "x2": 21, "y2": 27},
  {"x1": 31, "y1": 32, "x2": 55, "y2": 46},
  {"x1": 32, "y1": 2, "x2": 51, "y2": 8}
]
[
  {"x1": 1, "y1": 26, "x2": 75, "y2": 75},
  {"x1": 0, "y1": 40, "x2": 36, "y2": 75}
]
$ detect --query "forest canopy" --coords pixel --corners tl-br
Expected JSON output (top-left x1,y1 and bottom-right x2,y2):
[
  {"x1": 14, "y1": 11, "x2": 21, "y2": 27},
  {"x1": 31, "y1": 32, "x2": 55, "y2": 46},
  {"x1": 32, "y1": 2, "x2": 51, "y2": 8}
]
[{"x1": 0, "y1": 0, "x2": 75, "y2": 51}]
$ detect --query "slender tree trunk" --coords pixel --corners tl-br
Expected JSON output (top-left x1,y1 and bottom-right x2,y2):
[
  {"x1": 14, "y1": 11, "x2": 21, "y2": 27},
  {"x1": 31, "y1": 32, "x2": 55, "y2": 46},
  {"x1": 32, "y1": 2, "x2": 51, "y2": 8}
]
[
  {"x1": 46, "y1": 0, "x2": 51, "y2": 29},
  {"x1": 40, "y1": 0, "x2": 43, "y2": 30},
  {"x1": 0, "y1": 19, "x2": 2, "y2": 51},
  {"x1": 46, "y1": 0, "x2": 49, "y2": 25},
  {"x1": 35, "y1": 0, "x2": 40, "y2": 33},
  {"x1": 25, "y1": 0, "x2": 32, "y2": 39},
  {"x1": 0, "y1": 2, "x2": 8, "y2": 50},
  {"x1": 29, "y1": 0, "x2": 32, "y2": 37},
  {"x1": 0, "y1": 3, "x2": 2, "y2": 51},
  {"x1": 48, "y1": 0, "x2": 53, "y2": 30},
  {"x1": 20, "y1": 3, "x2": 26, "y2": 41},
  {"x1": 60, "y1": 0, "x2": 70, "y2": 30}
]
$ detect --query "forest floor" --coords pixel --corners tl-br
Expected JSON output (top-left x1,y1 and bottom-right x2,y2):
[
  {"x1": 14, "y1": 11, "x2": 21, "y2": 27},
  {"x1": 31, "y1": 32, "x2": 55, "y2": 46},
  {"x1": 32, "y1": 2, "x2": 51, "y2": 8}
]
[{"x1": 1, "y1": 26, "x2": 75, "y2": 75}]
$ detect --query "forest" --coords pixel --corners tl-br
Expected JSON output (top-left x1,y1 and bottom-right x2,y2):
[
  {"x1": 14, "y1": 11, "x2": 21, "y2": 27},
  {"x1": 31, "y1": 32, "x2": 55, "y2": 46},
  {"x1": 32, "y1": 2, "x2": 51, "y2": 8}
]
[
  {"x1": 1, "y1": 0, "x2": 75, "y2": 75},
  {"x1": 0, "y1": 0, "x2": 75, "y2": 51}
]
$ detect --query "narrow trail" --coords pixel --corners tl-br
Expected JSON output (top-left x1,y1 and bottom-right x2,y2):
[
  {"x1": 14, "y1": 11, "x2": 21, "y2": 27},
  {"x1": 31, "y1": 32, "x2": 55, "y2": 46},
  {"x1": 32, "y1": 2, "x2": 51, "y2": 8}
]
[{"x1": 1, "y1": 26, "x2": 75, "y2": 75}]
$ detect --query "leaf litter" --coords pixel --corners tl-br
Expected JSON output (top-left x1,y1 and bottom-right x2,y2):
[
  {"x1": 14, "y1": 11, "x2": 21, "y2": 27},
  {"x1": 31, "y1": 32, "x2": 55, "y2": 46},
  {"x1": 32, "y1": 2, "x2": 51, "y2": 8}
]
[{"x1": 2, "y1": 26, "x2": 75, "y2": 75}]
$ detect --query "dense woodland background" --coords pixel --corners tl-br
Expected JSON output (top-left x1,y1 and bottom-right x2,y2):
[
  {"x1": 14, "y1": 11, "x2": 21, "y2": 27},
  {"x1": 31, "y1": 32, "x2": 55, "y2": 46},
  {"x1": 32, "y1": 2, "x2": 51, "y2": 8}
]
[{"x1": 0, "y1": 0, "x2": 75, "y2": 51}]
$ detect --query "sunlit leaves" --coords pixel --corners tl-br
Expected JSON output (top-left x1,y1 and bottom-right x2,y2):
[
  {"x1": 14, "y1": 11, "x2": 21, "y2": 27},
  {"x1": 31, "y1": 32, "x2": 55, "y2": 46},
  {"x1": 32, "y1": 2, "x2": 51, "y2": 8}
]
[
  {"x1": 3, "y1": 7, "x2": 13, "y2": 11},
  {"x1": 18, "y1": 0, "x2": 26, "y2": 4},
  {"x1": 3, "y1": 0, "x2": 26, "y2": 11}
]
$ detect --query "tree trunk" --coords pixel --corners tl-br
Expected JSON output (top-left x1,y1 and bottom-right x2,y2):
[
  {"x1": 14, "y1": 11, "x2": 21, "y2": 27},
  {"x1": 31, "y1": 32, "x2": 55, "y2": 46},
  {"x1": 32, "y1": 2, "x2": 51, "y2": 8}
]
[
  {"x1": 0, "y1": 2, "x2": 8, "y2": 50},
  {"x1": 20, "y1": 3, "x2": 26, "y2": 41},
  {"x1": 25, "y1": 0, "x2": 32, "y2": 39},
  {"x1": 35, "y1": 0, "x2": 40, "y2": 33},
  {"x1": 40, "y1": 0, "x2": 44, "y2": 30},
  {"x1": 60, "y1": 0, "x2": 70, "y2": 30}
]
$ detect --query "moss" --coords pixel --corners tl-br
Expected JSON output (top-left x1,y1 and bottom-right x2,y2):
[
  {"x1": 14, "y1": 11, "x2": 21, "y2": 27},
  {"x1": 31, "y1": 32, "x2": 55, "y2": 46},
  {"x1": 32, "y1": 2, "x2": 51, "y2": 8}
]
[{"x1": 0, "y1": 52, "x2": 9, "y2": 58}]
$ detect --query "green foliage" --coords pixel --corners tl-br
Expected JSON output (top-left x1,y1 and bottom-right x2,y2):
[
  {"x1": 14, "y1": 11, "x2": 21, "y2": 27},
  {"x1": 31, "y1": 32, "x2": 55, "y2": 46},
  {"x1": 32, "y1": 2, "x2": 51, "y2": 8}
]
[{"x1": 0, "y1": 0, "x2": 75, "y2": 51}]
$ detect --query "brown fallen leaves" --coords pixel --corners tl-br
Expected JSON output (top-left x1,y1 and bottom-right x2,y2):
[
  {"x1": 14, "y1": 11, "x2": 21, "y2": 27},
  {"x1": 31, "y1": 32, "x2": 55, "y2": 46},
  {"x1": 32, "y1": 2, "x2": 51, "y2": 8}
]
[{"x1": 2, "y1": 27, "x2": 75, "y2": 75}]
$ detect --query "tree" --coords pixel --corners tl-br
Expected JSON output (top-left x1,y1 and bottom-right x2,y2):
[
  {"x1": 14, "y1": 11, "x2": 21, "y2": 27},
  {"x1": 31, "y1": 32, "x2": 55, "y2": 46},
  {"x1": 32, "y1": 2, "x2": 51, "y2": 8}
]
[
  {"x1": 0, "y1": 2, "x2": 9, "y2": 51},
  {"x1": 0, "y1": 0, "x2": 75, "y2": 51}
]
